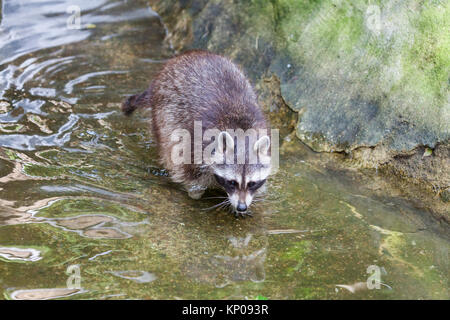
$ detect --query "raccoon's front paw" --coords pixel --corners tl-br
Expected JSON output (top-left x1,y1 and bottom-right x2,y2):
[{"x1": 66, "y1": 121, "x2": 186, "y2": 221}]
[{"x1": 187, "y1": 185, "x2": 206, "y2": 200}]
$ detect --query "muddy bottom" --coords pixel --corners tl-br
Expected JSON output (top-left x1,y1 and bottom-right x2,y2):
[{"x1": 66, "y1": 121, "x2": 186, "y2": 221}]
[{"x1": 0, "y1": 0, "x2": 448, "y2": 300}]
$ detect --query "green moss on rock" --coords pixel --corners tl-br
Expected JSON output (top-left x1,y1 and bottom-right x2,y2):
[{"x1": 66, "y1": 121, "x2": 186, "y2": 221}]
[{"x1": 151, "y1": 0, "x2": 449, "y2": 154}]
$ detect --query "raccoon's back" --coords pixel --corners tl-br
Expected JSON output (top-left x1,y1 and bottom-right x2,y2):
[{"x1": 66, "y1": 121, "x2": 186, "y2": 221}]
[{"x1": 150, "y1": 50, "x2": 264, "y2": 132}]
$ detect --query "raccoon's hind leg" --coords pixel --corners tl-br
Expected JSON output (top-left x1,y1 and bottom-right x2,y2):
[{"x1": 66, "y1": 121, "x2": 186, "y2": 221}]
[{"x1": 187, "y1": 184, "x2": 207, "y2": 200}]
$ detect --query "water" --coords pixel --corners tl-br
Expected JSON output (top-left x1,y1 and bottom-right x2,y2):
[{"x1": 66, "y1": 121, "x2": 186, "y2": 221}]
[{"x1": 0, "y1": 0, "x2": 448, "y2": 300}]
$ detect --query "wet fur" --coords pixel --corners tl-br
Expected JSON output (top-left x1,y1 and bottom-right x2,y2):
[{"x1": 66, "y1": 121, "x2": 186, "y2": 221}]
[{"x1": 122, "y1": 50, "x2": 270, "y2": 207}]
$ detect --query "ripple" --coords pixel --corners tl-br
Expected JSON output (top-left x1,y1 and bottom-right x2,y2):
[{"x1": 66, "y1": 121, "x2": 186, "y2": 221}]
[
  {"x1": 29, "y1": 87, "x2": 56, "y2": 98},
  {"x1": 0, "y1": 101, "x2": 11, "y2": 113},
  {"x1": 40, "y1": 183, "x2": 132, "y2": 200},
  {"x1": 88, "y1": 250, "x2": 113, "y2": 261},
  {"x1": 16, "y1": 57, "x2": 75, "y2": 92},
  {"x1": 0, "y1": 114, "x2": 78, "y2": 150},
  {"x1": 15, "y1": 99, "x2": 46, "y2": 116},
  {"x1": 64, "y1": 70, "x2": 128, "y2": 94}
]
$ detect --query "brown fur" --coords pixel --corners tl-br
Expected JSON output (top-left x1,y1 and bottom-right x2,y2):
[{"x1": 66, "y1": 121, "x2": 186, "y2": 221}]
[{"x1": 122, "y1": 50, "x2": 269, "y2": 195}]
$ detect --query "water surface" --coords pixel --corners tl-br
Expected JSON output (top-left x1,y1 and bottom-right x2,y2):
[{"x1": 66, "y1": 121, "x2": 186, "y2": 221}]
[{"x1": 0, "y1": 0, "x2": 448, "y2": 300}]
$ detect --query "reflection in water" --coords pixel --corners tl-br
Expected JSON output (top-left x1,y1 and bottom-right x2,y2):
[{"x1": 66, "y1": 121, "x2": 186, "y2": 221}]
[
  {"x1": 10, "y1": 288, "x2": 83, "y2": 300},
  {"x1": 0, "y1": 0, "x2": 448, "y2": 300},
  {"x1": 228, "y1": 234, "x2": 252, "y2": 248},
  {"x1": 212, "y1": 248, "x2": 266, "y2": 287},
  {"x1": 109, "y1": 271, "x2": 157, "y2": 284},
  {"x1": 0, "y1": 247, "x2": 41, "y2": 262}
]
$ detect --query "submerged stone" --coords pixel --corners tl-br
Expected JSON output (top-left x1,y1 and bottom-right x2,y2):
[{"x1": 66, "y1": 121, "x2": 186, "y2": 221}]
[
  {"x1": 0, "y1": 247, "x2": 42, "y2": 262},
  {"x1": 55, "y1": 215, "x2": 113, "y2": 230},
  {"x1": 109, "y1": 270, "x2": 157, "y2": 283},
  {"x1": 10, "y1": 288, "x2": 82, "y2": 300},
  {"x1": 83, "y1": 228, "x2": 130, "y2": 239}
]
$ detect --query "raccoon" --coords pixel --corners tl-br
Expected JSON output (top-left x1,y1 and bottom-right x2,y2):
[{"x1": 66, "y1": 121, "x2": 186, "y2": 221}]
[{"x1": 122, "y1": 50, "x2": 271, "y2": 217}]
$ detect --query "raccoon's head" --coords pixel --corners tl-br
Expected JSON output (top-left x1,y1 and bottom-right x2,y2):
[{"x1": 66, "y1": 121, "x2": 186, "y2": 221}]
[{"x1": 211, "y1": 131, "x2": 271, "y2": 216}]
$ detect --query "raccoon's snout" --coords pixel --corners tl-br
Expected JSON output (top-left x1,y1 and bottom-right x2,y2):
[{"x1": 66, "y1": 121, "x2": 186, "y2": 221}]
[
  {"x1": 228, "y1": 192, "x2": 251, "y2": 215},
  {"x1": 236, "y1": 202, "x2": 247, "y2": 212}
]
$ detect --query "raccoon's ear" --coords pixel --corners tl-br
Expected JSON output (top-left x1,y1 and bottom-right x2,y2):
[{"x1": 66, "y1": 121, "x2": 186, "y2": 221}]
[
  {"x1": 217, "y1": 131, "x2": 235, "y2": 155},
  {"x1": 253, "y1": 135, "x2": 270, "y2": 155}
]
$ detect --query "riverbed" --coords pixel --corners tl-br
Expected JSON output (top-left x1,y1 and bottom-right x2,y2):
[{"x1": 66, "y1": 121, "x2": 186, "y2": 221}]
[{"x1": 0, "y1": 0, "x2": 448, "y2": 300}]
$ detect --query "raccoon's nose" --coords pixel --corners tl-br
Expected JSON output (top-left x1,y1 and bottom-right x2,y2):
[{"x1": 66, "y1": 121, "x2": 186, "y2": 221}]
[{"x1": 237, "y1": 202, "x2": 247, "y2": 212}]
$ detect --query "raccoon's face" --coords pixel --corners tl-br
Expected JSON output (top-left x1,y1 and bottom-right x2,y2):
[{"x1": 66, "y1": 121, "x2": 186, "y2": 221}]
[
  {"x1": 213, "y1": 164, "x2": 270, "y2": 215},
  {"x1": 211, "y1": 131, "x2": 271, "y2": 215}
]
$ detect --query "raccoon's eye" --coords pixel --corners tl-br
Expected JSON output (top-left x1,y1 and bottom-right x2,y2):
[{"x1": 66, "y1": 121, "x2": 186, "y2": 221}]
[
  {"x1": 214, "y1": 174, "x2": 237, "y2": 189},
  {"x1": 227, "y1": 180, "x2": 238, "y2": 187}
]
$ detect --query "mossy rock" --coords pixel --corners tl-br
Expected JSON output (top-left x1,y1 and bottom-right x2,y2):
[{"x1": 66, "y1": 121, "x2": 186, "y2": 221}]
[{"x1": 149, "y1": 0, "x2": 449, "y2": 154}]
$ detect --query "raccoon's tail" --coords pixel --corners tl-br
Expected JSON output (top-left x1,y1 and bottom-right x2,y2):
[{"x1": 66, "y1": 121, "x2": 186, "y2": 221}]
[
  {"x1": 121, "y1": 86, "x2": 152, "y2": 116},
  {"x1": 121, "y1": 94, "x2": 141, "y2": 115}
]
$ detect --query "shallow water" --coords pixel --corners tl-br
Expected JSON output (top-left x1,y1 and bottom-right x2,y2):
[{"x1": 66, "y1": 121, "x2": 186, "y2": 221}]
[{"x1": 0, "y1": 0, "x2": 448, "y2": 300}]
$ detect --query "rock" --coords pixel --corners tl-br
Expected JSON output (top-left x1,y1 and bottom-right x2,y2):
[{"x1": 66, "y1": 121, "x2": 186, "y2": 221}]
[
  {"x1": 10, "y1": 288, "x2": 81, "y2": 300},
  {"x1": 0, "y1": 247, "x2": 42, "y2": 262},
  {"x1": 149, "y1": 0, "x2": 448, "y2": 153},
  {"x1": 108, "y1": 270, "x2": 157, "y2": 283},
  {"x1": 56, "y1": 215, "x2": 113, "y2": 230},
  {"x1": 83, "y1": 228, "x2": 130, "y2": 239}
]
